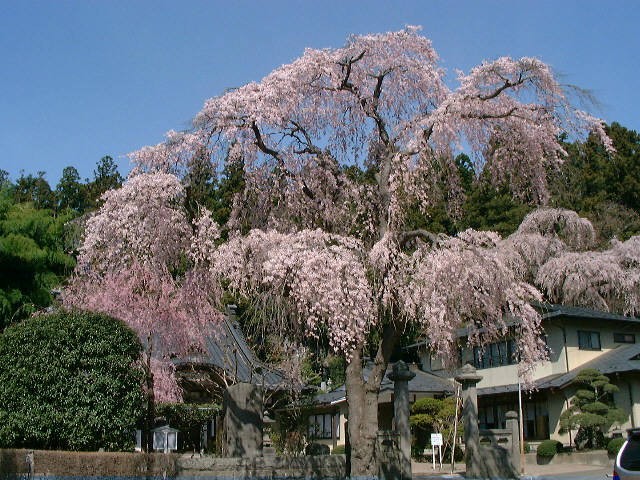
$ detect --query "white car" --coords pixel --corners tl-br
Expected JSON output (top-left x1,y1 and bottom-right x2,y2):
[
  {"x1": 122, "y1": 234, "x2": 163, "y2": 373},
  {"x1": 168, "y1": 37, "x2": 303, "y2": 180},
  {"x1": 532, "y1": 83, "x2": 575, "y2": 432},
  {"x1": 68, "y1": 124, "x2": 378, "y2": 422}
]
[{"x1": 615, "y1": 429, "x2": 640, "y2": 480}]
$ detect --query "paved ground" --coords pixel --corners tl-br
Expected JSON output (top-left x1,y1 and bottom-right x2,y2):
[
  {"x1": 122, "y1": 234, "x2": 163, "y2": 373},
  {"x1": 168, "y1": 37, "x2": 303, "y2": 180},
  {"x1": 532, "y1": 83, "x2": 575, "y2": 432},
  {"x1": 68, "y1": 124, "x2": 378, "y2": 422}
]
[{"x1": 412, "y1": 460, "x2": 613, "y2": 479}]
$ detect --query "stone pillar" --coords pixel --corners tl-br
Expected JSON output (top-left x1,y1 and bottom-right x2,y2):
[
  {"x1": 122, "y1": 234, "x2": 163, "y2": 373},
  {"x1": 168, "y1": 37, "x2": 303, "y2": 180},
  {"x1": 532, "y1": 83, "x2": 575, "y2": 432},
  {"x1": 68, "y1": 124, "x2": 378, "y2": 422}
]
[
  {"x1": 223, "y1": 382, "x2": 263, "y2": 457},
  {"x1": 387, "y1": 360, "x2": 416, "y2": 480},
  {"x1": 505, "y1": 410, "x2": 520, "y2": 473},
  {"x1": 455, "y1": 363, "x2": 482, "y2": 479}
]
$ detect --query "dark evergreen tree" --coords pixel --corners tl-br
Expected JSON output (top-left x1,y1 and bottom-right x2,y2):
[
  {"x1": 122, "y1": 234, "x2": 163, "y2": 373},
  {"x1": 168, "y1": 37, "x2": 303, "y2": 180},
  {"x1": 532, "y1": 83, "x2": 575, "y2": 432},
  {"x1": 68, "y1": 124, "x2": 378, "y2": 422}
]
[
  {"x1": 461, "y1": 183, "x2": 532, "y2": 237},
  {"x1": 86, "y1": 156, "x2": 123, "y2": 208},
  {"x1": 13, "y1": 171, "x2": 54, "y2": 210},
  {"x1": 0, "y1": 170, "x2": 9, "y2": 188},
  {"x1": 55, "y1": 166, "x2": 87, "y2": 213},
  {"x1": 210, "y1": 150, "x2": 246, "y2": 228},
  {"x1": 550, "y1": 123, "x2": 640, "y2": 240},
  {"x1": 183, "y1": 147, "x2": 217, "y2": 223}
]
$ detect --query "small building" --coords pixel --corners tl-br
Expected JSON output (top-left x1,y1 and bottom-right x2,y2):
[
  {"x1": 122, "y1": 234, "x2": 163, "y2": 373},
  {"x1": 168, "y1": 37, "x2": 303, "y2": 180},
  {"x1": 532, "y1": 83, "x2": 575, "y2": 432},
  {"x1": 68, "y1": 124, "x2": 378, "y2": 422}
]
[
  {"x1": 173, "y1": 305, "x2": 293, "y2": 453},
  {"x1": 417, "y1": 304, "x2": 640, "y2": 444},
  {"x1": 152, "y1": 425, "x2": 179, "y2": 453}
]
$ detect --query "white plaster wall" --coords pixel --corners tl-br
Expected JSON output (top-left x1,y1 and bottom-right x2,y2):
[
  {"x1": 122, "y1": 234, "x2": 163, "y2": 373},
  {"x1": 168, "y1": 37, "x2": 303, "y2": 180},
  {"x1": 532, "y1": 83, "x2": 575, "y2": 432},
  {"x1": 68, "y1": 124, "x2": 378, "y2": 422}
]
[
  {"x1": 547, "y1": 389, "x2": 571, "y2": 444},
  {"x1": 613, "y1": 379, "x2": 634, "y2": 431}
]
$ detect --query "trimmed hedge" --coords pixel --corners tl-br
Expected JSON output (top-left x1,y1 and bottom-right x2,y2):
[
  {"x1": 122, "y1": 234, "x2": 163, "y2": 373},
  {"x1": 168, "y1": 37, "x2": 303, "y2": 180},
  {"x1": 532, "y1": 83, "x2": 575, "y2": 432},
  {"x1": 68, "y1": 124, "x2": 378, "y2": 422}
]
[
  {"x1": 537, "y1": 439, "x2": 563, "y2": 458},
  {"x1": 0, "y1": 449, "x2": 177, "y2": 476}
]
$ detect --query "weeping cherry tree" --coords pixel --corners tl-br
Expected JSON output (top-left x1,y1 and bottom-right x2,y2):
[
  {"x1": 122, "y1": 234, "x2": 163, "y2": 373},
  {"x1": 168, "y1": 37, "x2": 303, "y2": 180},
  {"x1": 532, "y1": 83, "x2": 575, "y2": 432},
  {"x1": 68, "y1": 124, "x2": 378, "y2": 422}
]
[{"x1": 66, "y1": 28, "x2": 639, "y2": 475}]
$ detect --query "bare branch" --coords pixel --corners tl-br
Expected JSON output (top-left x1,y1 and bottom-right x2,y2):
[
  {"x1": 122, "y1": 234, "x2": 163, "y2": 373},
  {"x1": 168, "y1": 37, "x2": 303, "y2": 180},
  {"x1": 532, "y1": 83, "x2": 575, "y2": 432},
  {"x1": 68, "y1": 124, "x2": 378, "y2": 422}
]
[{"x1": 338, "y1": 50, "x2": 366, "y2": 90}]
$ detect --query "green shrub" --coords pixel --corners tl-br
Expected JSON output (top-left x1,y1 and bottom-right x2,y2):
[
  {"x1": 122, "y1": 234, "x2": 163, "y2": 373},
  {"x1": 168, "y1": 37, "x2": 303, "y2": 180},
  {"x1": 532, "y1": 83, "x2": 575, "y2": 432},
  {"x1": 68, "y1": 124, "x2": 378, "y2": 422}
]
[
  {"x1": 607, "y1": 437, "x2": 625, "y2": 455},
  {"x1": 523, "y1": 442, "x2": 531, "y2": 453},
  {"x1": 0, "y1": 310, "x2": 145, "y2": 451},
  {"x1": 331, "y1": 445, "x2": 346, "y2": 455},
  {"x1": 537, "y1": 439, "x2": 563, "y2": 458}
]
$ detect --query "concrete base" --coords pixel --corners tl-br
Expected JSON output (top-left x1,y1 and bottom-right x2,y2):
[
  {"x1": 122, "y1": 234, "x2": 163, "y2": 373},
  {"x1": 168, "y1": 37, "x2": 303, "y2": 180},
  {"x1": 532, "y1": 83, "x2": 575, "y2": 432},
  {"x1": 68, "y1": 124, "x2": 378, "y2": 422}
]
[{"x1": 525, "y1": 450, "x2": 613, "y2": 467}]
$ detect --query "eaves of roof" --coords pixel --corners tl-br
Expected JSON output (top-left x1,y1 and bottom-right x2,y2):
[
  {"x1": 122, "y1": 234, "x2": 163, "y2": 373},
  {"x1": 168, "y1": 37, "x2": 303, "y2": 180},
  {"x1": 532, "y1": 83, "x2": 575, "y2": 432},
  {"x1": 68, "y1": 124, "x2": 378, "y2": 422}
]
[
  {"x1": 406, "y1": 304, "x2": 640, "y2": 349},
  {"x1": 313, "y1": 362, "x2": 456, "y2": 406},
  {"x1": 535, "y1": 343, "x2": 640, "y2": 390},
  {"x1": 539, "y1": 303, "x2": 640, "y2": 324}
]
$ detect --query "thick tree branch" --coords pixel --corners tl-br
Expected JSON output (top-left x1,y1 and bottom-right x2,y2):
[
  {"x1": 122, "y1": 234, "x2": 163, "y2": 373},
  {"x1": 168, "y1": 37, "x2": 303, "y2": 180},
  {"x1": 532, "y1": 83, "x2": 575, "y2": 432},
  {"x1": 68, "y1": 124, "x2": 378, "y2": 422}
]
[
  {"x1": 398, "y1": 229, "x2": 445, "y2": 248},
  {"x1": 366, "y1": 321, "x2": 403, "y2": 393},
  {"x1": 477, "y1": 74, "x2": 526, "y2": 101},
  {"x1": 461, "y1": 106, "x2": 518, "y2": 120},
  {"x1": 251, "y1": 122, "x2": 281, "y2": 160},
  {"x1": 376, "y1": 151, "x2": 394, "y2": 239},
  {"x1": 338, "y1": 50, "x2": 366, "y2": 90},
  {"x1": 289, "y1": 120, "x2": 323, "y2": 156}
]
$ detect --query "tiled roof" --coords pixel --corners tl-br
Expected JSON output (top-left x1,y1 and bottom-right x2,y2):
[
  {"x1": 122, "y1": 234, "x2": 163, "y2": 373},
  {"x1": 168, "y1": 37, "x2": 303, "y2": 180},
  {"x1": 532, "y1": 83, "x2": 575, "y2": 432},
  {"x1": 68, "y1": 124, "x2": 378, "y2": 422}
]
[
  {"x1": 477, "y1": 343, "x2": 640, "y2": 396},
  {"x1": 539, "y1": 303, "x2": 640, "y2": 324},
  {"x1": 175, "y1": 306, "x2": 286, "y2": 389},
  {"x1": 315, "y1": 388, "x2": 347, "y2": 406},
  {"x1": 536, "y1": 343, "x2": 640, "y2": 390},
  {"x1": 405, "y1": 304, "x2": 640, "y2": 348}
]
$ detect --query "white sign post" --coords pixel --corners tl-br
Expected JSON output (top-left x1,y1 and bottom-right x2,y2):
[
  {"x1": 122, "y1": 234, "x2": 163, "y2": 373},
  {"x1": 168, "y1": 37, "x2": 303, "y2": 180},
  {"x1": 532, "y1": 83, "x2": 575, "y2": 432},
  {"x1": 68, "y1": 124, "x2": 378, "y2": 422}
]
[{"x1": 431, "y1": 433, "x2": 443, "y2": 470}]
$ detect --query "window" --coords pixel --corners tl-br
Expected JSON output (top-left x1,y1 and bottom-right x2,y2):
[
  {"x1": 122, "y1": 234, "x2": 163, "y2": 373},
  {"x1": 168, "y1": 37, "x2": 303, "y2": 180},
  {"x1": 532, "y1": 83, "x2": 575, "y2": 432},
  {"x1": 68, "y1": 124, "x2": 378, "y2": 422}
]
[
  {"x1": 308, "y1": 413, "x2": 333, "y2": 439},
  {"x1": 614, "y1": 333, "x2": 636, "y2": 344},
  {"x1": 619, "y1": 430, "x2": 640, "y2": 471},
  {"x1": 578, "y1": 330, "x2": 601, "y2": 350},
  {"x1": 473, "y1": 339, "x2": 517, "y2": 369}
]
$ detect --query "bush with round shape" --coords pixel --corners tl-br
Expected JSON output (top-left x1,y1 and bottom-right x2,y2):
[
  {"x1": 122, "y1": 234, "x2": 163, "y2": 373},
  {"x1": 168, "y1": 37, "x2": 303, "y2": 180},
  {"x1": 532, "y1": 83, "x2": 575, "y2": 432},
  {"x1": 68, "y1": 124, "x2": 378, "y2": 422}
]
[
  {"x1": 537, "y1": 439, "x2": 563, "y2": 458},
  {"x1": 0, "y1": 310, "x2": 145, "y2": 451},
  {"x1": 607, "y1": 437, "x2": 625, "y2": 455}
]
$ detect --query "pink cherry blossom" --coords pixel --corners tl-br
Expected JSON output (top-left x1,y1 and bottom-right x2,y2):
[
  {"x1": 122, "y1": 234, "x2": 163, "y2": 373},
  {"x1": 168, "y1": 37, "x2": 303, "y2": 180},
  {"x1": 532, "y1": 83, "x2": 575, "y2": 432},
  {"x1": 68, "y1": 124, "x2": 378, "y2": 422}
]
[{"x1": 64, "y1": 173, "x2": 222, "y2": 402}]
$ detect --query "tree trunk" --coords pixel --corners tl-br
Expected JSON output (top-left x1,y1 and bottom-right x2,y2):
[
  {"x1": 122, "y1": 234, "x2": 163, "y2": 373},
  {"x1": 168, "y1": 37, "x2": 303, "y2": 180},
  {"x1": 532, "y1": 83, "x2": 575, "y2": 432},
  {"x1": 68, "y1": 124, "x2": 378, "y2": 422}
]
[
  {"x1": 345, "y1": 324, "x2": 403, "y2": 477},
  {"x1": 346, "y1": 350, "x2": 380, "y2": 477},
  {"x1": 143, "y1": 347, "x2": 155, "y2": 453}
]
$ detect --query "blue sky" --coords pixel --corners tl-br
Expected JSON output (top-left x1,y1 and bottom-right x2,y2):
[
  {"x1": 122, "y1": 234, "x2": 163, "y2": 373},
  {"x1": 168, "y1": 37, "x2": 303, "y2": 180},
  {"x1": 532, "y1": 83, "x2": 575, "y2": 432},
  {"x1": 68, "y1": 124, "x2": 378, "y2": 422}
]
[{"x1": 1, "y1": 0, "x2": 639, "y2": 184}]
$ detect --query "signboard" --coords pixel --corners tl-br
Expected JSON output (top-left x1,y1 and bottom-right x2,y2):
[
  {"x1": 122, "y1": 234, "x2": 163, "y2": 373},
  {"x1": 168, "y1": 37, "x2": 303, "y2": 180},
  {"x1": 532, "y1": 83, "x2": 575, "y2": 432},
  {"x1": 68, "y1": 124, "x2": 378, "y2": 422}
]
[
  {"x1": 430, "y1": 432, "x2": 444, "y2": 470},
  {"x1": 152, "y1": 425, "x2": 179, "y2": 453}
]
